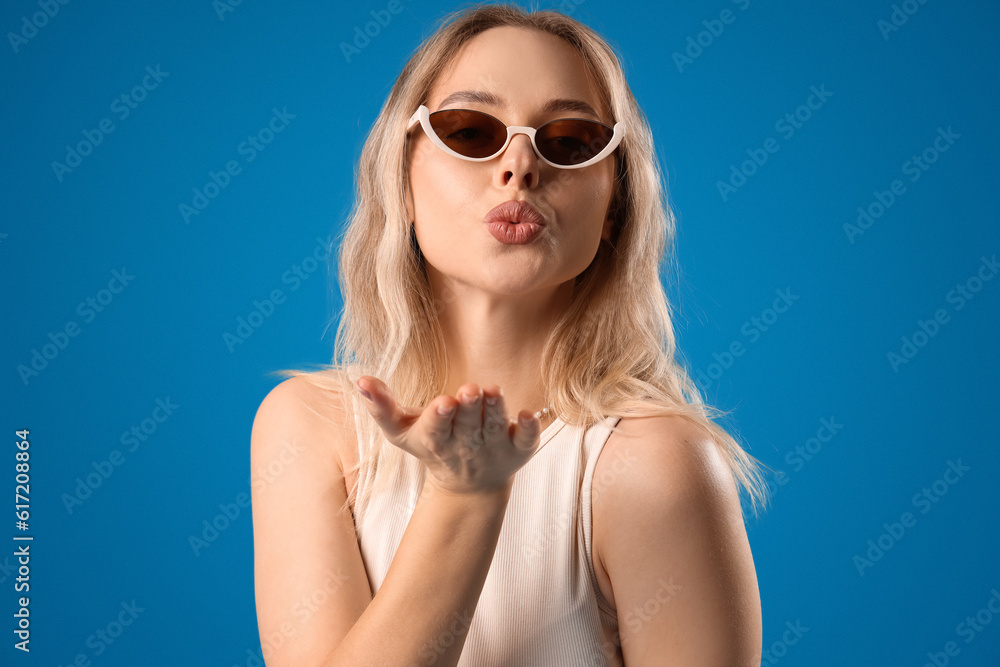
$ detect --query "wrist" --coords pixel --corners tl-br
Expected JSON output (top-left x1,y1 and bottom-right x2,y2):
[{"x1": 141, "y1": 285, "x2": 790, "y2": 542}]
[{"x1": 422, "y1": 478, "x2": 514, "y2": 506}]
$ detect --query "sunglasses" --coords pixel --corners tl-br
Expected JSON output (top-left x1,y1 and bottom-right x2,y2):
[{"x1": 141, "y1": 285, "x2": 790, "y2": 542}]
[{"x1": 406, "y1": 104, "x2": 625, "y2": 169}]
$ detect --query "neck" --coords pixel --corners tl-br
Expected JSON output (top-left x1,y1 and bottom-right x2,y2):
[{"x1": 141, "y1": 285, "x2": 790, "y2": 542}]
[{"x1": 428, "y1": 269, "x2": 572, "y2": 429}]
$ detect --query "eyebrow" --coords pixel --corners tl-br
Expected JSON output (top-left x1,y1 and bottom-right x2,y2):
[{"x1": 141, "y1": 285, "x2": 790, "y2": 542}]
[{"x1": 435, "y1": 90, "x2": 602, "y2": 120}]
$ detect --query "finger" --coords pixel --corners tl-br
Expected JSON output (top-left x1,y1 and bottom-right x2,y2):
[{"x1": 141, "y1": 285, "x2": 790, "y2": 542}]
[
  {"x1": 356, "y1": 375, "x2": 398, "y2": 405},
  {"x1": 511, "y1": 410, "x2": 540, "y2": 451},
  {"x1": 424, "y1": 397, "x2": 457, "y2": 446},
  {"x1": 453, "y1": 384, "x2": 483, "y2": 440},
  {"x1": 355, "y1": 376, "x2": 386, "y2": 417},
  {"x1": 356, "y1": 377, "x2": 410, "y2": 441},
  {"x1": 481, "y1": 386, "x2": 508, "y2": 442}
]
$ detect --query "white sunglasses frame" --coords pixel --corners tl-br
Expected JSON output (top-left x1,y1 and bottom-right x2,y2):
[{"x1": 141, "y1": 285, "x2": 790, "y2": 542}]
[{"x1": 406, "y1": 104, "x2": 625, "y2": 170}]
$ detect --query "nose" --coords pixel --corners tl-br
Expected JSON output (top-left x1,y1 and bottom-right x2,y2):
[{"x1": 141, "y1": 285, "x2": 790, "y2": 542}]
[{"x1": 494, "y1": 131, "x2": 539, "y2": 189}]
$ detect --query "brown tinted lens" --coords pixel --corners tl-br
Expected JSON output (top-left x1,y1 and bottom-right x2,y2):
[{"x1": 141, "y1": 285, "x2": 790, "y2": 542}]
[
  {"x1": 428, "y1": 109, "x2": 506, "y2": 158},
  {"x1": 536, "y1": 119, "x2": 614, "y2": 165}
]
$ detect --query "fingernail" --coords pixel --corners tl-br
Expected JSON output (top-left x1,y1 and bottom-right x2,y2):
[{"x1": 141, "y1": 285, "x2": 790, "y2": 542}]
[
  {"x1": 355, "y1": 381, "x2": 373, "y2": 402},
  {"x1": 438, "y1": 403, "x2": 455, "y2": 416},
  {"x1": 520, "y1": 415, "x2": 532, "y2": 427}
]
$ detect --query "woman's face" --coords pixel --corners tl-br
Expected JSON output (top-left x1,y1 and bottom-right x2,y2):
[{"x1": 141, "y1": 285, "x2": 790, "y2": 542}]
[{"x1": 405, "y1": 26, "x2": 617, "y2": 297}]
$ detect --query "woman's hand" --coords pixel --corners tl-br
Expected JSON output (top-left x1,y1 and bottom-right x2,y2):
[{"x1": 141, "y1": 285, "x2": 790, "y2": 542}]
[{"x1": 354, "y1": 376, "x2": 541, "y2": 495}]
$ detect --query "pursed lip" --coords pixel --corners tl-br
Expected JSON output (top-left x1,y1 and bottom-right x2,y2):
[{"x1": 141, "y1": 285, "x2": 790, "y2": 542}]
[{"x1": 482, "y1": 200, "x2": 546, "y2": 227}]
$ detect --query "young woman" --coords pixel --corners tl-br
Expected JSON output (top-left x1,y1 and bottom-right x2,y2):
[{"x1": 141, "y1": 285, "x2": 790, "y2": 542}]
[{"x1": 251, "y1": 5, "x2": 770, "y2": 666}]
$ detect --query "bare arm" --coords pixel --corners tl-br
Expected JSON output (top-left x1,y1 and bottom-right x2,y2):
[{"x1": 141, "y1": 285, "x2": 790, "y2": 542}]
[
  {"x1": 251, "y1": 377, "x2": 371, "y2": 664},
  {"x1": 595, "y1": 415, "x2": 762, "y2": 666},
  {"x1": 334, "y1": 483, "x2": 512, "y2": 665},
  {"x1": 252, "y1": 375, "x2": 540, "y2": 666}
]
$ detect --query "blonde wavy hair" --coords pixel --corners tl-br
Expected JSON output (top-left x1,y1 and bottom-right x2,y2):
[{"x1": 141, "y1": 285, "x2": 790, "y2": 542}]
[{"x1": 274, "y1": 2, "x2": 772, "y2": 521}]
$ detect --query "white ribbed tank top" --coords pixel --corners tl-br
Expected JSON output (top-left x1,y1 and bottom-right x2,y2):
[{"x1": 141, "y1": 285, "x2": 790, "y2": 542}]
[{"x1": 351, "y1": 406, "x2": 624, "y2": 667}]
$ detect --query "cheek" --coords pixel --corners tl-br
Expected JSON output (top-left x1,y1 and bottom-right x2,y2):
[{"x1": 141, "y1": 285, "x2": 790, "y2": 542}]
[
  {"x1": 409, "y1": 150, "x2": 478, "y2": 218},
  {"x1": 563, "y1": 172, "x2": 613, "y2": 220}
]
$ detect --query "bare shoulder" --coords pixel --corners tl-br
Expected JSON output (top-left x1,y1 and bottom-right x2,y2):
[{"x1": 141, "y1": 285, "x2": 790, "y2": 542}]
[
  {"x1": 592, "y1": 414, "x2": 761, "y2": 665},
  {"x1": 252, "y1": 372, "x2": 355, "y2": 477},
  {"x1": 596, "y1": 414, "x2": 740, "y2": 511},
  {"x1": 255, "y1": 372, "x2": 353, "y2": 428}
]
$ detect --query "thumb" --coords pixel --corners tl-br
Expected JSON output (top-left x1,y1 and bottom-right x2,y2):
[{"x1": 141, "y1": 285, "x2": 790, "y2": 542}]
[
  {"x1": 355, "y1": 377, "x2": 419, "y2": 455},
  {"x1": 355, "y1": 377, "x2": 405, "y2": 433},
  {"x1": 355, "y1": 376, "x2": 383, "y2": 413}
]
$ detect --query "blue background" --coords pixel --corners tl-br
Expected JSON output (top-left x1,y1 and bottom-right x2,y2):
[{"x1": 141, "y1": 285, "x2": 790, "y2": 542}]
[{"x1": 3, "y1": 0, "x2": 998, "y2": 664}]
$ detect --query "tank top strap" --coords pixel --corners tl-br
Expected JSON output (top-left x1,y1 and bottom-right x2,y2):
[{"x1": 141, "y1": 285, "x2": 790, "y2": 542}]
[{"x1": 580, "y1": 414, "x2": 623, "y2": 617}]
